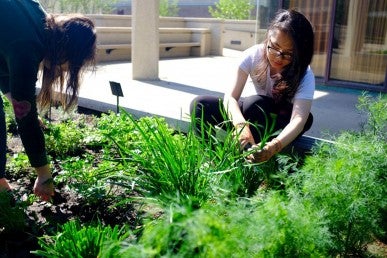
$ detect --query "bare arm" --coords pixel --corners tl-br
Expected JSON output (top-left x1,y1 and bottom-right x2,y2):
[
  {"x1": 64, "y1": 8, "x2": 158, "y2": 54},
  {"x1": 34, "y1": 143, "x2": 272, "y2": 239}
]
[
  {"x1": 223, "y1": 68, "x2": 248, "y2": 125},
  {"x1": 223, "y1": 68, "x2": 256, "y2": 147}
]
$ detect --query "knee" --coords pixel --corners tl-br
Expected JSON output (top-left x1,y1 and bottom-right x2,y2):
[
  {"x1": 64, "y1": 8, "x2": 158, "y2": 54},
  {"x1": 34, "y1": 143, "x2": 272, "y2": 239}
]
[
  {"x1": 190, "y1": 96, "x2": 204, "y2": 113},
  {"x1": 304, "y1": 113, "x2": 313, "y2": 132},
  {"x1": 190, "y1": 95, "x2": 221, "y2": 115}
]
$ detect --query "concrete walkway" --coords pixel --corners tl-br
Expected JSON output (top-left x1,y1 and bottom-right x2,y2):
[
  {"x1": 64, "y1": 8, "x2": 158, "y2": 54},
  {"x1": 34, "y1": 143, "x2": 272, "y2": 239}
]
[{"x1": 78, "y1": 49, "x2": 369, "y2": 140}]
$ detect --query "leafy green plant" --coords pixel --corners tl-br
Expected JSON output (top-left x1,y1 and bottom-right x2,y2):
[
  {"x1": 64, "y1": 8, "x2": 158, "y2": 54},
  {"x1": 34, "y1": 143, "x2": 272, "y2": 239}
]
[
  {"x1": 42, "y1": 109, "x2": 102, "y2": 158},
  {"x1": 6, "y1": 152, "x2": 33, "y2": 178},
  {"x1": 44, "y1": 121, "x2": 85, "y2": 158},
  {"x1": 56, "y1": 154, "x2": 131, "y2": 206},
  {"x1": 96, "y1": 111, "x2": 144, "y2": 159},
  {"x1": 159, "y1": 0, "x2": 179, "y2": 17},
  {"x1": 209, "y1": 0, "x2": 253, "y2": 20},
  {"x1": 0, "y1": 191, "x2": 26, "y2": 234},
  {"x1": 32, "y1": 220, "x2": 130, "y2": 258}
]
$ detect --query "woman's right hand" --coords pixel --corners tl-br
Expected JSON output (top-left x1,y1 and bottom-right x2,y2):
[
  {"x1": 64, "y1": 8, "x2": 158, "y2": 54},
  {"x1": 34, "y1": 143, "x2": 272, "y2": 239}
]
[{"x1": 234, "y1": 123, "x2": 255, "y2": 149}]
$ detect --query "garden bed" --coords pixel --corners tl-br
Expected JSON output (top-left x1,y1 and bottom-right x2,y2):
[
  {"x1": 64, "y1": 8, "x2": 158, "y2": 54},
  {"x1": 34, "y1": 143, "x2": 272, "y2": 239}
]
[{"x1": 0, "y1": 94, "x2": 386, "y2": 257}]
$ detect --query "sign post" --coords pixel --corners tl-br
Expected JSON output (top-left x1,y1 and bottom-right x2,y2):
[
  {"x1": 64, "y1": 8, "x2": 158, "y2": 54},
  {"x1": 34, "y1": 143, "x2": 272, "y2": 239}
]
[{"x1": 109, "y1": 81, "x2": 124, "y2": 114}]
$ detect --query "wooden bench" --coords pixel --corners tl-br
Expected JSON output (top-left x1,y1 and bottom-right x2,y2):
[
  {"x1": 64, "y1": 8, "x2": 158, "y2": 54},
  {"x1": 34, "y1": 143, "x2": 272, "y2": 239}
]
[{"x1": 96, "y1": 27, "x2": 211, "y2": 62}]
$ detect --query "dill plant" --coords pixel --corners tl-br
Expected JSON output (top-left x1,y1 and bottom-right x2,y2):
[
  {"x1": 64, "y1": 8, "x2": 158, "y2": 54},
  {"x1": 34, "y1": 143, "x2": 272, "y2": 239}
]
[
  {"x1": 292, "y1": 94, "x2": 387, "y2": 256},
  {"x1": 112, "y1": 195, "x2": 330, "y2": 257}
]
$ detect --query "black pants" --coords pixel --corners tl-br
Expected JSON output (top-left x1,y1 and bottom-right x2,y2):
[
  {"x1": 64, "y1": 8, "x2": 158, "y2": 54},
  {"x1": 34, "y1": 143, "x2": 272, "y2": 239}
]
[
  {"x1": 190, "y1": 95, "x2": 313, "y2": 143},
  {"x1": 0, "y1": 96, "x2": 6, "y2": 178}
]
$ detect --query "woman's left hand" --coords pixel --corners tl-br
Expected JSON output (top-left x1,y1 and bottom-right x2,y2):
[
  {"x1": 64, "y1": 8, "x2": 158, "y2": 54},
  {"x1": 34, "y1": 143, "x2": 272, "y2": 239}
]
[{"x1": 247, "y1": 138, "x2": 283, "y2": 163}]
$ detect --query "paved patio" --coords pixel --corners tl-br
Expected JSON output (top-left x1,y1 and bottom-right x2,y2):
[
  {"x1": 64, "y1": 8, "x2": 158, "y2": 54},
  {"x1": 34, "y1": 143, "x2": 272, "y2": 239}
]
[{"x1": 78, "y1": 49, "x2": 369, "y2": 140}]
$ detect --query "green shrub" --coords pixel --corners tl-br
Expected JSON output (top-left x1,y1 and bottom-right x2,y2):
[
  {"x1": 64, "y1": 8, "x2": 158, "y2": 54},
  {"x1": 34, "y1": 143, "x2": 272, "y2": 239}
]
[
  {"x1": 6, "y1": 152, "x2": 33, "y2": 178},
  {"x1": 292, "y1": 93, "x2": 387, "y2": 256},
  {"x1": 124, "y1": 195, "x2": 330, "y2": 257},
  {"x1": 0, "y1": 191, "x2": 26, "y2": 234}
]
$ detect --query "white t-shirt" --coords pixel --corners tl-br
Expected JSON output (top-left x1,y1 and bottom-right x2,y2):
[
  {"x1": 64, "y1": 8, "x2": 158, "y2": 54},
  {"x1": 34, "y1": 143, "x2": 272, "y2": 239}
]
[{"x1": 239, "y1": 44, "x2": 315, "y2": 102}]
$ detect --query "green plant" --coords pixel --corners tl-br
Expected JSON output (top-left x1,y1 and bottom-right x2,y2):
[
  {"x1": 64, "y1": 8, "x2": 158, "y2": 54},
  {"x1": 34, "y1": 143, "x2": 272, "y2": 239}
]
[
  {"x1": 357, "y1": 93, "x2": 387, "y2": 140},
  {"x1": 1, "y1": 95, "x2": 17, "y2": 134},
  {"x1": 0, "y1": 191, "x2": 26, "y2": 234},
  {"x1": 209, "y1": 0, "x2": 253, "y2": 20},
  {"x1": 96, "y1": 111, "x2": 143, "y2": 159},
  {"x1": 6, "y1": 152, "x2": 33, "y2": 178},
  {"x1": 56, "y1": 154, "x2": 130, "y2": 206},
  {"x1": 32, "y1": 220, "x2": 130, "y2": 258},
  {"x1": 292, "y1": 95, "x2": 387, "y2": 256},
  {"x1": 44, "y1": 121, "x2": 85, "y2": 158},
  {"x1": 114, "y1": 112, "x2": 213, "y2": 208},
  {"x1": 159, "y1": 0, "x2": 179, "y2": 17},
  {"x1": 123, "y1": 194, "x2": 330, "y2": 257},
  {"x1": 42, "y1": 109, "x2": 101, "y2": 158}
]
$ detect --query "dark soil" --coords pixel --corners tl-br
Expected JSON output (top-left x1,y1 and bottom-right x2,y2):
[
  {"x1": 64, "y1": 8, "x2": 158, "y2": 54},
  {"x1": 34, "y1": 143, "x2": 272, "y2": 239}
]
[{"x1": 0, "y1": 107, "x2": 138, "y2": 258}]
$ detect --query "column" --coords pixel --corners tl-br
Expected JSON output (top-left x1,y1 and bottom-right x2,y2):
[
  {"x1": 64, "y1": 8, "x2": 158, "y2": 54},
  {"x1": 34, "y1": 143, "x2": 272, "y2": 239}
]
[{"x1": 132, "y1": 0, "x2": 159, "y2": 80}]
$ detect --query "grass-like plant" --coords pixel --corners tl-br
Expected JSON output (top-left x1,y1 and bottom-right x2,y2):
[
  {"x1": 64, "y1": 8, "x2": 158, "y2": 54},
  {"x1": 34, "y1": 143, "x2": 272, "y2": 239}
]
[
  {"x1": 114, "y1": 111, "x2": 214, "y2": 208},
  {"x1": 32, "y1": 220, "x2": 130, "y2": 258}
]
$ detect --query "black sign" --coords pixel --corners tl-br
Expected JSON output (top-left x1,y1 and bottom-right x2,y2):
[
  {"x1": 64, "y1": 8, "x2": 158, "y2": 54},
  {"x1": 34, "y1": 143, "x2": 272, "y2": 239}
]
[{"x1": 109, "y1": 81, "x2": 124, "y2": 97}]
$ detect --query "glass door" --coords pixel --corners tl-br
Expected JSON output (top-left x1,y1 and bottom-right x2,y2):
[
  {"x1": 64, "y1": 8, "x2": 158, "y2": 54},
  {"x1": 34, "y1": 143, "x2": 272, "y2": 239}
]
[
  {"x1": 284, "y1": 0, "x2": 335, "y2": 79},
  {"x1": 330, "y1": 0, "x2": 386, "y2": 87},
  {"x1": 284, "y1": 0, "x2": 387, "y2": 90}
]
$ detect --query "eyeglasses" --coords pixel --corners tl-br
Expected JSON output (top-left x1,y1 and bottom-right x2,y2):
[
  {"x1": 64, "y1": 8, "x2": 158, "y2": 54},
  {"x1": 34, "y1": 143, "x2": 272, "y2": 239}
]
[{"x1": 267, "y1": 43, "x2": 293, "y2": 61}]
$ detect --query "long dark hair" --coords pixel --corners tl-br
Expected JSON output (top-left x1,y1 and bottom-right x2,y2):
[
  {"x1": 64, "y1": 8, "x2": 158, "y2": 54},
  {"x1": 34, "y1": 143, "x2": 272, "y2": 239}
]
[
  {"x1": 38, "y1": 14, "x2": 96, "y2": 111},
  {"x1": 254, "y1": 9, "x2": 314, "y2": 102}
]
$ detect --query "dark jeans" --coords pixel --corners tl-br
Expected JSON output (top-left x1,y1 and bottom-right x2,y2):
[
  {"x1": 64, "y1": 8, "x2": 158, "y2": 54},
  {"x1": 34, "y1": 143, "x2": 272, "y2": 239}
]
[
  {"x1": 190, "y1": 95, "x2": 313, "y2": 143},
  {"x1": 0, "y1": 96, "x2": 6, "y2": 178}
]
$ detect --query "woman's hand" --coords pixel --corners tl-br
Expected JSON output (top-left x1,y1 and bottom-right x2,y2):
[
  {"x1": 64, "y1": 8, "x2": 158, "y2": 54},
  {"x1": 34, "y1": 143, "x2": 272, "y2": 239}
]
[
  {"x1": 247, "y1": 138, "x2": 283, "y2": 163},
  {"x1": 34, "y1": 164, "x2": 54, "y2": 202},
  {"x1": 234, "y1": 123, "x2": 255, "y2": 149}
]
